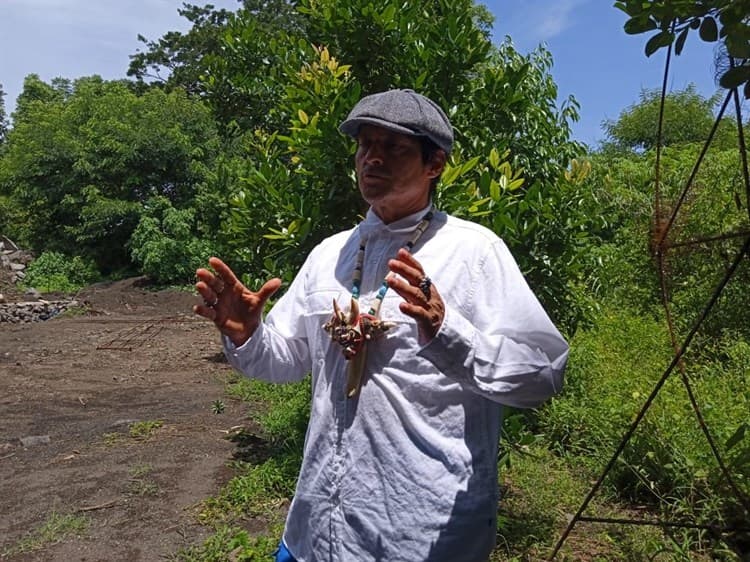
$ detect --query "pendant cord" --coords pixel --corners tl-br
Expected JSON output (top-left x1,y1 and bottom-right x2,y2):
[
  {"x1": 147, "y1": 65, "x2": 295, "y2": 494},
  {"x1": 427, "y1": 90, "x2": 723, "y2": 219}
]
[{"x1": 351, "y1": 209, "x2": 434, "y2": 318}]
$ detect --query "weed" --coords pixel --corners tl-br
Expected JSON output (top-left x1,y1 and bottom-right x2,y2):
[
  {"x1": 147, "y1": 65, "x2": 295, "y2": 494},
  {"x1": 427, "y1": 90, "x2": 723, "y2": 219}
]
[
  {"x1": 57, "y1": 305, "x2": 88, "y2": 318},
  {"x1": 129, "y1": 463, "x2": 153, "y2": 478},
  {"x1": 2, "y1": 512, "x2": 88, "y2": 556},
  {"x1": 126, "y1": 478, "x2": 159, "y2": 497},
  {"x1": 101, "y1": 432, "x2": 124, "y2": 445},
  {"x1": 211, "y1": 399, "x2": 225, "y2": 414},
  {"x1": 129, "y1": 419, "x2": 163, "y2": 439},
  {"x1": 174, "y1": 524, "x2": 283, "y2": 561}
]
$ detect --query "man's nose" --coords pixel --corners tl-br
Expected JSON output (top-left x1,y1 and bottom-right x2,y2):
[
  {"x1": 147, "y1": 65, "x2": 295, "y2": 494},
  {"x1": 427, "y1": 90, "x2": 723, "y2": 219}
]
[{"x1": 363, "y1": 143, "x2": 385, "y2": 164}]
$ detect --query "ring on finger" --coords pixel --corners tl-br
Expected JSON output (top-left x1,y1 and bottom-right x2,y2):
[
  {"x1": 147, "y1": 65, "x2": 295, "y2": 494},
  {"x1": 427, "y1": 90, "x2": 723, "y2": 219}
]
[
  {"x1": 204, "y1": 296, "x2": 219, "y2": 308},
  {"x1": 418, "y1": 275, "x2": 432, "y2": 299}
]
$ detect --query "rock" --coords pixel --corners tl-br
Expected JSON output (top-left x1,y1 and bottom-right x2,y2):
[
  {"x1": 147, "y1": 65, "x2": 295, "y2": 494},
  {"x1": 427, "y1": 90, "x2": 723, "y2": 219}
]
[
  {"x1": 0, "y1": 300, "x2": 83, "y2": 323},
  {"x1": 24, "y1": 288, "x2": 41, "y2": 300},
  {"x1": 20, "y1": 435, "x2": 51, "y2": 447},
  {"x1": 0, "y1": 235, "x2": 19, "y2": 251}
]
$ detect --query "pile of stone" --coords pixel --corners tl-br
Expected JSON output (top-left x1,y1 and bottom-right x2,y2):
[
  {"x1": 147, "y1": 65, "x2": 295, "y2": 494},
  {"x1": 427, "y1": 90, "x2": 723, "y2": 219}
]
[
  {"x1": 0, "y1": 235, "x2": 84, "y2": 322},
  {"x1": 0, "y1": 299, "x2": 82, "y2": 323},
  {"x1": 0, "y1": 236, "x2": 32, "y2": 285}
]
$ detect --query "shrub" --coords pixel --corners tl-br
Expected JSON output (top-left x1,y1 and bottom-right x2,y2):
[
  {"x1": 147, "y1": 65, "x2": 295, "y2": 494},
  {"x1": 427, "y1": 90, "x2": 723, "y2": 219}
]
[
  {"x1": 130, "y1": 196, "x2": 213, "y2": 285},
  {"x1": 22, "y1": 251, "x2": 99, "y2": 293},
  {"x1": 541, "y1": 307, "x2": 749, "y2": 537}
]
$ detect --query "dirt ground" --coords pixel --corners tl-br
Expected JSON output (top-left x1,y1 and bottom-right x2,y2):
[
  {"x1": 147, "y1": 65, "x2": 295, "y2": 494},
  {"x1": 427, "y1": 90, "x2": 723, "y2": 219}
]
[{"x1": 0, "y1": 276, "x2": 259, "y2": 561}]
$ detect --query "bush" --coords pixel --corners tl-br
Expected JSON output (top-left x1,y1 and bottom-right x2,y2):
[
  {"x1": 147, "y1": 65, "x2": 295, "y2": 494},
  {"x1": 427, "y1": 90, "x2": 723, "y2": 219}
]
[
  {"x1": 130, "y1": 196, "x2": 213, "y2": 285},
  {"x1": 541, "y1": 307, "x2": 749, "y2": 537},
  {"x1": 22, "y1": 251, "x2": 99, "y2": 293}
]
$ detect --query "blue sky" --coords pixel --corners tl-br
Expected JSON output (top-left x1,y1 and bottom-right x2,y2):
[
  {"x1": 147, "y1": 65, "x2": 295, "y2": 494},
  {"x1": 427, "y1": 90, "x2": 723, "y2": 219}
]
[{"x1": 1, "y1": 0, "x2": 721, "y2": 147}]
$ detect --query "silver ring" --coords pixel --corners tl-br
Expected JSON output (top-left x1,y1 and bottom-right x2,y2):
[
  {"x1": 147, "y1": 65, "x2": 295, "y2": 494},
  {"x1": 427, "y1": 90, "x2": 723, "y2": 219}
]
[
  {"x1": 418, "y1": 275, "x2": 432, "y2": 299},
  {"x1": 205, "y1": 297, "x2": 218, "y2": 308}
]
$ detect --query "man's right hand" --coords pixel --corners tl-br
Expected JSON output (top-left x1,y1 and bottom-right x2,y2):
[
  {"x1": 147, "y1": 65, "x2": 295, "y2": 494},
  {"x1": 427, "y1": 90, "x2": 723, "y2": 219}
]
[{"x1": 194, "y1": 257, "x2": 281, "y2": 347}]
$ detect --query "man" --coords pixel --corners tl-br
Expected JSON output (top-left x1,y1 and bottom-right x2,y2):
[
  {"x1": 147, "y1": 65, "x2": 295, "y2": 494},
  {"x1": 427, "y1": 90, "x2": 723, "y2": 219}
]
[{"x1": 194, "y1": 89, "x2": 568, "y2": 562}]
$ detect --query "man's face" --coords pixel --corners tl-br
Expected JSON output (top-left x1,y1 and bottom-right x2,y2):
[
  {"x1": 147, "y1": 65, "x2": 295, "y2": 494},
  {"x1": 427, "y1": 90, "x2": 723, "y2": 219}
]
[{"x1": 355, "y1": 125, "x2": 443, "y2": 223}]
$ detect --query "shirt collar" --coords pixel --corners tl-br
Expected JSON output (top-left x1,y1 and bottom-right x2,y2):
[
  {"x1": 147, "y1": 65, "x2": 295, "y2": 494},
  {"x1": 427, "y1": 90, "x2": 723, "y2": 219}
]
[{"x1": 358, "y1": 202, "x2": 433, "y2": 239}]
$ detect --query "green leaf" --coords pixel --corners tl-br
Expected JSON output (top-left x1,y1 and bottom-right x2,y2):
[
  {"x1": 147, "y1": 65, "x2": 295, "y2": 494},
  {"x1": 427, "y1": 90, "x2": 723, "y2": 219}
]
[
  {"x1": 726, "y1": 36, "x2": 750, "y2": 59},
  {"x1": 719, "y1": 65, "x2": 750, "y2": 90},
  {"x1": 489, "y1": 147, "x2": 500, "y2": 169},
  {"x1": 725, "y1": 423, "x2": 747, "y2": 451},
  {"x1": 624, "y1": 15, "x2": 657, "y2": 35},
  {"x1": 674, "y1": 27, "x2": 689, "y2": 55},
  {"x1": 490, "y1": 180, "x2": 500, "y2": 201},
  {"x1": 699, "y1": 16, "x2": 718, "y2": 42},
  {"x1": 645, "y1": 31, "x2": 674, "y2": 57}
]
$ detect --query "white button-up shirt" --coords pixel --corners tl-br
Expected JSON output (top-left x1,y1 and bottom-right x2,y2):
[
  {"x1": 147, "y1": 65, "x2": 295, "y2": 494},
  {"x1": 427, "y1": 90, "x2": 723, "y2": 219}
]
[{"x1": 224, "y1": 205, "x2": 568, "y2": 562}]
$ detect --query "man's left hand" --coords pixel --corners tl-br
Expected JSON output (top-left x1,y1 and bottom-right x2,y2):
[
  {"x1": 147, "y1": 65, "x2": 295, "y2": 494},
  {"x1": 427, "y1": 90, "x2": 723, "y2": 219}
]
[{"x1": 387, "y1": 248, "x2": 444, "y2": 341}]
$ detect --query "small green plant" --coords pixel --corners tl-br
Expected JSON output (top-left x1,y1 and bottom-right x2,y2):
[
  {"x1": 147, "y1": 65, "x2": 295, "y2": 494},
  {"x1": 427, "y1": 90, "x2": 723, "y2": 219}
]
[
  {"x1": 129, "y1": 420, "x2": 164, "y2": 439},
  {"x1": 129, "y1": 463, "x2": 153, "y2": 478},
  {"x1": 125, "y1": 463, "x2": 159, "y2": 496},
  {"x1": 22, "y1": 251, "x2": 99, "y2": 293},
  {"x1": 211, "y1": 399, "x2": 226, "y2": 414},
  {"x1": 101, "y1": 432, "x2": 124, "y2": 446},
  {"x1": 2, "y1": 512, "x2": 89, "y2": 556},
  {"x1": 126, "y1": 478, "x2": 159, "y2": 497},
  {"x1": 175, "y1": 524, "x2": 283, "y2": 561}
]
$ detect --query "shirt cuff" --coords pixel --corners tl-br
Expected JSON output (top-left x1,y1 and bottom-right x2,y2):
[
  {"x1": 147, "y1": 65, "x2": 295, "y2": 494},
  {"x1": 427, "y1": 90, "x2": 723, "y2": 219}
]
[{"x1": 417, "y1": 304, "x2": 476, "y2": 380}]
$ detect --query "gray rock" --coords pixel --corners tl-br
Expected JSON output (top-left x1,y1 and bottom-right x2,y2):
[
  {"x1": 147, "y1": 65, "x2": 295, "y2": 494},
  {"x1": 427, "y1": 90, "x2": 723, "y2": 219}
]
[{"x1": 20, "y1": 435, "x2": 51, "y2": 447}]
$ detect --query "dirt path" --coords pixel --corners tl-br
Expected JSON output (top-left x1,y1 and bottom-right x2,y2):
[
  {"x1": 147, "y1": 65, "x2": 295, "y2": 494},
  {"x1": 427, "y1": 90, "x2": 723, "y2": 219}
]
[{"x1": 0, "y1": 279, "x2": 251, "y2": 561}]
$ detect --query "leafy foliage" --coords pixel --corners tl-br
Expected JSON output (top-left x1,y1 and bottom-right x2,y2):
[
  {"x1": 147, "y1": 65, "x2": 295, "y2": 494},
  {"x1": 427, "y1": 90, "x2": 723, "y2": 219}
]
[
  {"x1": 541, "y1": 307, "x2": 749, "y2": 544},
  {"x1": 616, "y1": 0, "x2": 750, "y2": 97},
  {"x1": 22, "y1": 251, "x2": 99, "y2": 293},
  {"x1": 602, "y1": 85, "x2": 737, "y2": 152},
  {"x1": 130, "y1": 196, "x2": 213, "y2": 284},
  {"x1": 129, "y1": 1, "x2": 302, "y2": 131},
  {"x1": 0, "y1": 76, "x2": 220, "y2": 274}
]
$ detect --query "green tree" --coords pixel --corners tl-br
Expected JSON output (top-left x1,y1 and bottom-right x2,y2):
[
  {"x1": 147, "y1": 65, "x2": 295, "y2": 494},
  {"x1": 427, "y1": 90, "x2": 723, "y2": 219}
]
[
  {"x1": 602, "y1": 85, "x2": 737, "y2": 152},
  {"x1": 0, "y1": 83, "x2": 8, "y2": 145},
  {"x1": 201, "y1": 0, "x2": 588, "y2": 332},
  {"x1": 128, "y1": 1, "x2": 301, "y2": 130},
  {"x1": 0, "y1": 75, "x2": 220, "y2": 274},
  {"x1": 585, "y1": 89, "x2": 749, "y2": 338},
  {"x1": 130, "y1": 196, "x2": 213, "y2": 284},
  {"x1": 616, "y1": 0, "x2": 750, "y2": 96}
]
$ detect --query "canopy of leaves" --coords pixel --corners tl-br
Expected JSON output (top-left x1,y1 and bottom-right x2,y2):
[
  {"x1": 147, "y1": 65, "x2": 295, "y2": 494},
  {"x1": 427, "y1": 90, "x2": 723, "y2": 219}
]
[
  {"x1": 183, "y1": 0, "x2": 589, "y2": 332},
  {"x1": 0, "y1": 76, "x2": 220, "y2": 274},
  {"x1": 616, "y1": 0, "x2": 750, "y2": 97},
  {"x1": 602, "y1": 85, "x2": 738, "y2": 152},
  {"x1": 128, "y1": 0, "x2": 302, "y2": 130}
]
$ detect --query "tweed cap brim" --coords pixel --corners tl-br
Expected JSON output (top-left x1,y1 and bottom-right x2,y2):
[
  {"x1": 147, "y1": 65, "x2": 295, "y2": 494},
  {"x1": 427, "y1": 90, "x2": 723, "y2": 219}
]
[{"x1": 339, "y1": 89, "x2": 453, "y2": 154}]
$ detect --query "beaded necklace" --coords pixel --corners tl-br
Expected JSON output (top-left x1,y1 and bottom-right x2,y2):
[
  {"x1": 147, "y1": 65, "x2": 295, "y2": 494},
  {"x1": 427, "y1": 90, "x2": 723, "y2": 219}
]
[{"x1": 323, "y1": 208, "x2": 434, "y2": 398}]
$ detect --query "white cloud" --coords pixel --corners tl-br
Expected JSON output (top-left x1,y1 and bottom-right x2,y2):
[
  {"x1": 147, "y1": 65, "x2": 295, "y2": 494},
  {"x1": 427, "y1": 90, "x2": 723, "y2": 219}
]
[{"x1": 487, "y1": 0, "x2": 593, "y2": 52}]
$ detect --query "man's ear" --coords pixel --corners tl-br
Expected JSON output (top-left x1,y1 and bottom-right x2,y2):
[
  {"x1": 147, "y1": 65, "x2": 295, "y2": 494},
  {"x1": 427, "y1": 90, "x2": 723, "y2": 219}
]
[{"x1": 426, "y1": 149, "x2": 447, "y2": 179}]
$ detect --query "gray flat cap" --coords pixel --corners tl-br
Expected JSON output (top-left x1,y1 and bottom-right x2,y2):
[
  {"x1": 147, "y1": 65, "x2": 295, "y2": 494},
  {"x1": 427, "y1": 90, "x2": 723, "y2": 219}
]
[{"x1": 339, "y1": 89, "x2": 454, "y2": 154}]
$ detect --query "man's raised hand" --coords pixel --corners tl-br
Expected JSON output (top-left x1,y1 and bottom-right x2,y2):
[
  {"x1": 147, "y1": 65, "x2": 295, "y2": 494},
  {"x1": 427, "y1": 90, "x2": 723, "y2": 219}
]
[{"x1": 194, "y1": 257, "x2": 281, "y2": 347}]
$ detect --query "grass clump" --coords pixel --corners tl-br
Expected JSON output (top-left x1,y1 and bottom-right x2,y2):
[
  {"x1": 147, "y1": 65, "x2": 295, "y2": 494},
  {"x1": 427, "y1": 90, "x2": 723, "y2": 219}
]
[
  {"x1": 2, "y1": 511, "x2": 89, "y2": 556},
  {"x1": 129, "y1": 419, "x2": 164, "y2": 439},
  {"x1": 175, "y1": 524, "x2": 283, "y2": 562}
]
